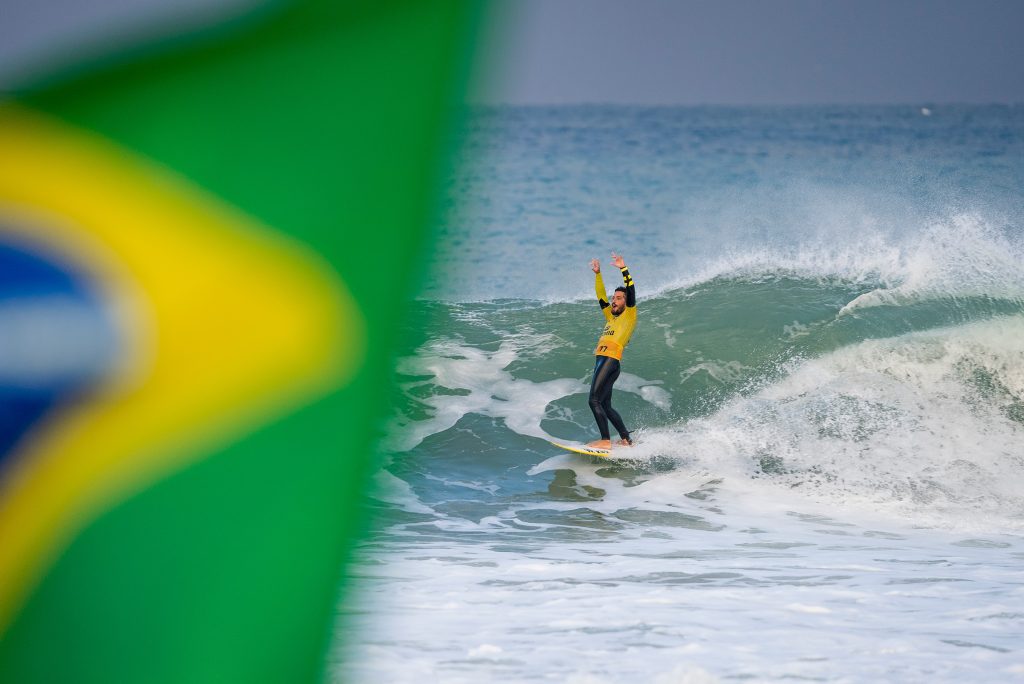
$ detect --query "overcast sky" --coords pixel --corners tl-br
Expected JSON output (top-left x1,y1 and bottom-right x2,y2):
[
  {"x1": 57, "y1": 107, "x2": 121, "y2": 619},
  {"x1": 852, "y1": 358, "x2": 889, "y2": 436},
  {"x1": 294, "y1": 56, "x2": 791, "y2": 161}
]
[
  {"x1": 2, "y1": 0, "x2": 1022, "y2": 105},
  {"x1": 473, "y1": 0, "x2": 1024, "y2": 105}
]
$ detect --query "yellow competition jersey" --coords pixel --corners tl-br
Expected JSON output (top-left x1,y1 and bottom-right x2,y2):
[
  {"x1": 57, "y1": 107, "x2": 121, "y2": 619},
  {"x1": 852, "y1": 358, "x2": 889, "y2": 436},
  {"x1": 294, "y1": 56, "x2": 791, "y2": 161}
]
[{"x1": 594, "y1": 266, "x2": 637, "y2": 360}]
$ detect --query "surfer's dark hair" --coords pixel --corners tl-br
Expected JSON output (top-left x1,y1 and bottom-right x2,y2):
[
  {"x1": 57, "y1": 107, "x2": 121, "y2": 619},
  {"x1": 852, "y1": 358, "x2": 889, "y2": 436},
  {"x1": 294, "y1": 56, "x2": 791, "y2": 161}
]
[{"x1": 614, "y1": 286, "x2": 627, "y2": 296}]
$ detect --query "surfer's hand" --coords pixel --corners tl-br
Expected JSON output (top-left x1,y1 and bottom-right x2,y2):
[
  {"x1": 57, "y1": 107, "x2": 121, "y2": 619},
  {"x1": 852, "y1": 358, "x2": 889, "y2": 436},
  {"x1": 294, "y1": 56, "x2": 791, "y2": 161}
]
[
  {"x1": 611, "y1": 253, "x2": 626, "y2": 269},
  {"x1": 590, "y1": 258, "x2": 601, "y2": 273}
]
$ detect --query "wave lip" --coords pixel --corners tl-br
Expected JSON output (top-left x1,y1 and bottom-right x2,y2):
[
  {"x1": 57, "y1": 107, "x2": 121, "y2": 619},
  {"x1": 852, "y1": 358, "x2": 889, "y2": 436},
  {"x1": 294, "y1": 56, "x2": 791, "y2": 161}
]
[{"x1": 839, "y1": 214, "x2": 1024, "y2": 316}]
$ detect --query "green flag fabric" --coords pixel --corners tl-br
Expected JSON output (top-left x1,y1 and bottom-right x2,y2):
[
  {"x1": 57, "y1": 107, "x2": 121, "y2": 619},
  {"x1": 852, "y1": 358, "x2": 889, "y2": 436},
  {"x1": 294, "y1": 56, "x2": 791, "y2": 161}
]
[{"x1": 0, "y1": 1, "x2": 478, "y2": 681}]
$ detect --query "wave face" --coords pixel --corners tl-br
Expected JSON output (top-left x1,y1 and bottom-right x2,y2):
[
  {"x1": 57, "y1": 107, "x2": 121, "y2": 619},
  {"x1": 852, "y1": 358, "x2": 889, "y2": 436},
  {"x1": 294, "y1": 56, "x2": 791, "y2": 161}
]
[{"x1": 336, "y1": 106, "x2": 1024, "y2": 683}]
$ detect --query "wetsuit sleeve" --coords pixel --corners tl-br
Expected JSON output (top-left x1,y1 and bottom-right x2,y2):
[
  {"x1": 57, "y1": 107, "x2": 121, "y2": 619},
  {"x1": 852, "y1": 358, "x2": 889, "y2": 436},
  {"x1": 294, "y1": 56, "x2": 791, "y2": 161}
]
[
  {"x1": 620, "y1": 266, "x2": 636, "y2": 308},
  {"x1": 595, "y1": 271, "x2": 612, "y2": 320}
]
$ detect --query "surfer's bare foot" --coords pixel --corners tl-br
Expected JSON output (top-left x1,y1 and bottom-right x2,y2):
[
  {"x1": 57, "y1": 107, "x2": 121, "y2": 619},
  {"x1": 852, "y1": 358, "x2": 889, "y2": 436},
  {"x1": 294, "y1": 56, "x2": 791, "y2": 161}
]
[
  {"x1": 615, "y1": 439, "x2": 633, "y2": 447},
  {"x1": 587, "y1": 439, "x2": 612, "y2": 449}
]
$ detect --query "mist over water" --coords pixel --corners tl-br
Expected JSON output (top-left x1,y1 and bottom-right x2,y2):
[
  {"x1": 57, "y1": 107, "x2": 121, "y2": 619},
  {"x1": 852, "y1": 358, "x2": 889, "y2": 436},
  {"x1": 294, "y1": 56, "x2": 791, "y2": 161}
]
[
  {"x1": 429, "y1": 105, "x2": 1024, "y2": 302},
  {"x1": 334, "y1": 106, "x2": 1024, "y2": 683}
]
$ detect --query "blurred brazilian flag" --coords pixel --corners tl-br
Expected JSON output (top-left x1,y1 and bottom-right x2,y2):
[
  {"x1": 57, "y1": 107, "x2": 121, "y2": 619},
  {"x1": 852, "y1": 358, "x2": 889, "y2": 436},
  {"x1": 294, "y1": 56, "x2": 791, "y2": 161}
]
[{"x1": 0, "y1": 1, "x2": 479, "y2": 681}]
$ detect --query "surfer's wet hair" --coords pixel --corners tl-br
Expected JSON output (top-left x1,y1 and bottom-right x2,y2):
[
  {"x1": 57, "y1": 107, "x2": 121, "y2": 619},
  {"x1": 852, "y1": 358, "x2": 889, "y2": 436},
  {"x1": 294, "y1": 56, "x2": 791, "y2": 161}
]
[{"x1": 614, "y1": 286, "x2": 627, "y2": 296}]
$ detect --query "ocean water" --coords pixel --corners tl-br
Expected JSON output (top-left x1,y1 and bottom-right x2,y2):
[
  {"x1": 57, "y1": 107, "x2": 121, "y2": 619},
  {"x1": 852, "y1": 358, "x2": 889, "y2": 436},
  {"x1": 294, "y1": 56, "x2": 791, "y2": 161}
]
[{"x1": 331, "y1": 106, "x2": 1024, "y2": 682}]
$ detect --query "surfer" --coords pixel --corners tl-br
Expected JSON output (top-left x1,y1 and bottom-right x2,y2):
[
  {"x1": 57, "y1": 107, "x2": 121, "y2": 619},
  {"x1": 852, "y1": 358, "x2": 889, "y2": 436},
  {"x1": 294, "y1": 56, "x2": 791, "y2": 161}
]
[{"x1": 587, "y1": 252, "x2": 636, "y2": 449}]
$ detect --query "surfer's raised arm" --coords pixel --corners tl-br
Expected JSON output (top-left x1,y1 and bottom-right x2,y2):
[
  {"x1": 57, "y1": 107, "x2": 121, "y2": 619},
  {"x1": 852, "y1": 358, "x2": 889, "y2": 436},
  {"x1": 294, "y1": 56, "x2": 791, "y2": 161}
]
[
  {"x1": 592, "y1": 258, "x2": 613, "y2": 319},
  {"x1": 611, "y1": 253, "x2": 636, "y2": 310}
]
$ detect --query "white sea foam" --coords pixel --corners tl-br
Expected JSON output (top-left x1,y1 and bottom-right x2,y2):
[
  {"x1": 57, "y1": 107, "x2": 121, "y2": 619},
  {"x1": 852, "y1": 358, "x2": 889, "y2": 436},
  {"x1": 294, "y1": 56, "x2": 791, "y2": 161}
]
[
  {"x1": 337, "y1": 498, "x2": 1024, "y2": 683},
  {"x1": 641, "y1": 316, "x2": 1024, "y2": 532}
]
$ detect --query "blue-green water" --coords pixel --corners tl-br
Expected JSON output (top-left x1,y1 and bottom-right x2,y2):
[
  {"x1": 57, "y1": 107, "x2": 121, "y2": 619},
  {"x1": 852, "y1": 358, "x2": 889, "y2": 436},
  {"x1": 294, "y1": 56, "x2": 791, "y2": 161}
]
[{"x1": 334, "y1": 106, "x2": 1024, "y2": 683}]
